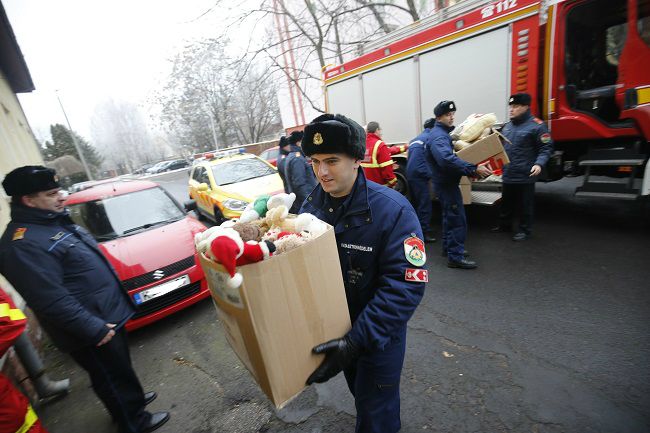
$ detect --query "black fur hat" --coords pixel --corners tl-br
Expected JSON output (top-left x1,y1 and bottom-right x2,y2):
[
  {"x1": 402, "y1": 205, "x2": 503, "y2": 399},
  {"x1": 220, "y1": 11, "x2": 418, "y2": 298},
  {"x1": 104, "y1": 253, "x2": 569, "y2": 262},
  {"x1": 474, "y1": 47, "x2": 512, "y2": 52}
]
[
  {"x1": 509, "y1": 93, "x2": 532, "y2": 106},
  {"x1": 2, "y1": 165, "x2": 61, "y2": 196},
  {"x1": 423, "y1": 118, "x2": 435, "y2": 129},
  {"x1": 279, "y1": 135, "x2": 290, "y2": 148},
  {"x1": 288, "y1": 130, "x2": 304, "y2": 145},
  {"x1": 302, "y1": 114, "x2": 366, "y2": 160},
  {"x1": 434, "y1": 100, "x2": 457, "y2": 117}
]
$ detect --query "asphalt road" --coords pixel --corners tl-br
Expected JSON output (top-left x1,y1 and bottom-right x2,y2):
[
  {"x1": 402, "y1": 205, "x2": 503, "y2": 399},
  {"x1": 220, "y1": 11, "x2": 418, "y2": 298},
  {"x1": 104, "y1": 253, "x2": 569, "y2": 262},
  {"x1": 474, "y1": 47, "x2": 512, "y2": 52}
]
[{"x1": 35, "y1": 170, "x2": 650, "y2": 432}]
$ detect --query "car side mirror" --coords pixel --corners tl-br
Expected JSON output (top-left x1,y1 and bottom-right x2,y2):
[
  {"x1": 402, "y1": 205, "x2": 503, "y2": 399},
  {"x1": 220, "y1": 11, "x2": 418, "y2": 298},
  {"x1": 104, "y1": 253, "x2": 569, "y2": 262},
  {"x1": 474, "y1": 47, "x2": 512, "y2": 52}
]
[
  {"x1": 184, "y1": 200, "x2": 197, "y2": 212},
  {"x1": 198, "y1": 183, "x2": 209, "y2": 192}
]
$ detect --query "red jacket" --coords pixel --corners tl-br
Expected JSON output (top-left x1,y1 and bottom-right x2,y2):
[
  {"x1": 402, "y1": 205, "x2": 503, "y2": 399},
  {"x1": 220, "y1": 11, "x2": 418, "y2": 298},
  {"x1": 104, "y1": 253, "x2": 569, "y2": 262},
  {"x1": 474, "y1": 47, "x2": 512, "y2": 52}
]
[{"x1": 361, "y1": 133, "x2": 396, "y2": 187}]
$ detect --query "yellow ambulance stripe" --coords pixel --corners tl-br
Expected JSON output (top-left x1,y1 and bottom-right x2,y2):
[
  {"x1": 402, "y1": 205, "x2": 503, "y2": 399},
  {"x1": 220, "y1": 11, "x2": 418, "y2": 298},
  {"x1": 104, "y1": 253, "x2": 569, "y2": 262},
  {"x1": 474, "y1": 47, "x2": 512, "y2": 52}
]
[{"x1": 0, "y1": 302, "x2": 27, "y2": 321}]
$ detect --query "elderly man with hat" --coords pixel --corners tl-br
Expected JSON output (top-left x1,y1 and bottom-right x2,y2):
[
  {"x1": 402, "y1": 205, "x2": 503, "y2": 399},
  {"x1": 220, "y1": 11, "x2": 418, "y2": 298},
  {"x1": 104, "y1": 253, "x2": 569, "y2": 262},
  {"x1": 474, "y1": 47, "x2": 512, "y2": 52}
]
[
  {"x1": 0, "y1": 166, "x2": 169, "y2": 433},
  {"x1": 425, "y1": 100, "x2": 491, "y2": 269},
  {"x1": 491, "y1": 92, "x2": 554, "y2": 241},
  {"x1": 300, "y1": 114, "x2": 426, "y2": 433}
]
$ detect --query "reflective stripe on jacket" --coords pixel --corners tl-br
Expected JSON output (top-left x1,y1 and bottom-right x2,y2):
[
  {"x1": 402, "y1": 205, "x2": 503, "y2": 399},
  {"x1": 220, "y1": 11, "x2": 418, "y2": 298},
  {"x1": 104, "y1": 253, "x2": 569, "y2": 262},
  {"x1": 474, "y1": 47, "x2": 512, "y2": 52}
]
[{"x1": 361, "y1": 133, "x2": 397, "y2": 187}]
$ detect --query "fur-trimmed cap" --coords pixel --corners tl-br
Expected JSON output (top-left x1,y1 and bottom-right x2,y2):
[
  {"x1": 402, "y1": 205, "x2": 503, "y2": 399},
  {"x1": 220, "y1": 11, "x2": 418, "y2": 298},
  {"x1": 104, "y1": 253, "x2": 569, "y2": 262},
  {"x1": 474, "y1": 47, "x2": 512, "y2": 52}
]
[
  {"x1": 2, "y1": 165, "x2": 61, "y2": 196},
  {"x1": 279, "y1": 135, "x2": 290, "y2": 148},
  {"x1": 288, "y1": 130, "x2": 304, "y2": 144},
  {"x1": 423, "y1": 118, "x2": 435, "y2": 129},
  {"x1": 434, "y1": 100, "x2": 456, "y2": 117},
  {"x1": 302, "y1": 114, "x2": 366, "y2": 160},
  {"x1": 509, "y1": 92, "x2": 532, "y2": 106}
]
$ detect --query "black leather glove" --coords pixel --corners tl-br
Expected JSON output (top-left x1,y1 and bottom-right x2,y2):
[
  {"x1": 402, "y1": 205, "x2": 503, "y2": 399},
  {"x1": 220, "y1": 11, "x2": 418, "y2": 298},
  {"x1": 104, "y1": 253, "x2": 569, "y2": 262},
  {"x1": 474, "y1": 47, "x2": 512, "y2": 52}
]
[{"x1": 306, "y1": 336, "x2": 361, "y2": 385}]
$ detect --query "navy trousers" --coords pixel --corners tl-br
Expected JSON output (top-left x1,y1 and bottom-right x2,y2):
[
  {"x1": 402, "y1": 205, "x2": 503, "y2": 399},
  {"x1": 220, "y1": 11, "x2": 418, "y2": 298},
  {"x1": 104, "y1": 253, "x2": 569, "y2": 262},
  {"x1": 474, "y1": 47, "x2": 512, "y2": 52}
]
[
  {"x1": 69, "y1": 327, "x2": 150, "y2": 433},
  {"x1": 499, "y1": 183, "x2": 535, "y2": 234},
  {"x1": 343, "y1": 327, "x2": 406, "y2": 433},
  {"x1": 408, "y1": 178, "x2": 433, "y2": 235},
  {"x1": 433, "y1": 182, "x2": 467, "y2": 262}
]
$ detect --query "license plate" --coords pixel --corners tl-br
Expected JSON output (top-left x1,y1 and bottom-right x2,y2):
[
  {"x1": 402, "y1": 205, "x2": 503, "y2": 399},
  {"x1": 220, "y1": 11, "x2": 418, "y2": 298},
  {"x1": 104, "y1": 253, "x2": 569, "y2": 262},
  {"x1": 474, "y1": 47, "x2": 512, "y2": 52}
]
[{"x1": 133, "y1": 274, "x2": 190, "y2": 305}]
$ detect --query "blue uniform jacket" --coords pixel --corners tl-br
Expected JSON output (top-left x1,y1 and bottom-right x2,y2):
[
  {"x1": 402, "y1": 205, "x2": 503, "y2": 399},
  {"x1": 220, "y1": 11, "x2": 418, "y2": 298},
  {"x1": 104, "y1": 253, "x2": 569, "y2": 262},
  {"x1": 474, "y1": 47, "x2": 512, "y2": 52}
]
[
  {"x1": 406, "y1": 127, "x2": 433, "y2": 181},
  {"x1": 0, "y1": 204, "x2": 135, "y2": 352},
  {"x1": 300, "y1": 169, "x2": 426, "y2": 352},
  {"x1": 425, "y1": 122, "x2": 477, "y2": 185},
  {"x1": 283, "y1": 144, "x2": 317, "y2": 209},
  {"x1": 277, "y1": 146, "x2": 291, "y2": 192},
  {"x1": 501, "y1": 109, "x2": 554, "y2": 184}
]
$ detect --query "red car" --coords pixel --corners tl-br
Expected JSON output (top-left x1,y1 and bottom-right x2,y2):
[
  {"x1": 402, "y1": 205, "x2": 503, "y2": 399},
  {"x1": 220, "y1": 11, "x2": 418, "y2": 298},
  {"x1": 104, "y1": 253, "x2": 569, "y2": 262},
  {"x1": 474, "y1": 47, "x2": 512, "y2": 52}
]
[
  {"x1": 259, "y1": 146, "x2": 280, "y2": 167},
  {"x1": 66, "y1": 180, "x2": 209, "y2": 331}
]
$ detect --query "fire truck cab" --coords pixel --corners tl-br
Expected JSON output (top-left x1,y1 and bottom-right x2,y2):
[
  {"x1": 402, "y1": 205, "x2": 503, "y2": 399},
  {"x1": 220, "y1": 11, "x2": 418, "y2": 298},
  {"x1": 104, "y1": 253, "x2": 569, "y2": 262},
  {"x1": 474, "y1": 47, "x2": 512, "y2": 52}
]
[{"x1": 323, "y1": 0, "x2": 650, "y2": 202}]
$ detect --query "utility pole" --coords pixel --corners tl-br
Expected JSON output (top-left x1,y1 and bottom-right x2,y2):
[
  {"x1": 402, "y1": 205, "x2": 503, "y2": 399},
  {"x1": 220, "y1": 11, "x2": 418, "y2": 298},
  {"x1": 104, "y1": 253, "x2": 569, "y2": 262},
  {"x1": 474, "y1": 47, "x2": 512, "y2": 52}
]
[{"x1": 56, "y1": 91, "x2": 93, "y2": 180}]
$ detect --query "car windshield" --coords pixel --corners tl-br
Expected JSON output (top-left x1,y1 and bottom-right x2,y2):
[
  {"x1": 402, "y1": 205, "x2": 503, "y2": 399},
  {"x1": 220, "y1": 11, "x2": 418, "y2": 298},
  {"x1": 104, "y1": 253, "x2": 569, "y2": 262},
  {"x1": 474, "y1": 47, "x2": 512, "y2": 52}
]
[
  {"x1": 68, "y1": 187, "x2": 185, "y2": 241},
  {"x1": 211, "y1": 158, "x2": 276, "y2": 186}
]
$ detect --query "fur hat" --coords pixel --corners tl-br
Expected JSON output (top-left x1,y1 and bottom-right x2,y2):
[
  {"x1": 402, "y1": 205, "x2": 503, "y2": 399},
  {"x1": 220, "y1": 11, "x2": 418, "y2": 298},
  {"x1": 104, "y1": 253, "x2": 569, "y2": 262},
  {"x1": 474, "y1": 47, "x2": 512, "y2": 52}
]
[
  {"x1": 302, "y1": 114, "x2": 366, "y2": 160},
  {"x1": 288, "y1": 130, "x2": 304, "y2": 145},
  {"x1": 2, "y1": 166, "x2": 61, "y2": 197},
  {"x1": 423, "y1": 118, "x2": 435, "y2": 129},
  {"x1": 279, "y1": 135, "x2": 290, "y2": 148},
  {"x1": 509, "y1": 92, "x2": 532, "y2": 106},
  {"x1": 434, "y1": 100, "x2": 457, "y2": 117}
]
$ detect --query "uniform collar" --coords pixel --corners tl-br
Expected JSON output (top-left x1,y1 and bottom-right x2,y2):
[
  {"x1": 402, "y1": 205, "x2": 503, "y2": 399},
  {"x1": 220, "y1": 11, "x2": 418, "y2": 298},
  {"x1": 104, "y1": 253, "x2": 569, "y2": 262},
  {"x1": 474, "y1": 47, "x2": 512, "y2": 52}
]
[
  {"x1": 511, "y1": 108, "x2": 532, "y2": 125},
  {"x1": 279, "y1": 146, "x2": 290, "y2": 155},
  {"x1": 434, "y1": 122, "x2": 454, "y2": 133},
  {"x1": 367, "y1": 132, "x2": 381, "y2": 142},
  {"x1": 10, "y1": 203, "x2": 72, "y2": 225},
  {"x1": 288, "y1": 144, "x2": 304, "y2": 155},
  {"x1": 307, "y1": 169, "x2": 370, "y2": 218}
]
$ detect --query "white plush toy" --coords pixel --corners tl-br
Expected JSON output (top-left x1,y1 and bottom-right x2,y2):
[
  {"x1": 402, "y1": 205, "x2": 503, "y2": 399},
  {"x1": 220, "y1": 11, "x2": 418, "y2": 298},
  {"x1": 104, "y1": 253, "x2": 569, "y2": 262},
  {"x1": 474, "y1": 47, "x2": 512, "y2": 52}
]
[
  {"x1": 295, "y1": 213, "x2": 328, "y2": 238},
  {"x1": 239, "y1": 193, "x2": 296, "y2": 223},
  {"x1": 267, "y1": 192, "x2": 296, "y2": 211}
]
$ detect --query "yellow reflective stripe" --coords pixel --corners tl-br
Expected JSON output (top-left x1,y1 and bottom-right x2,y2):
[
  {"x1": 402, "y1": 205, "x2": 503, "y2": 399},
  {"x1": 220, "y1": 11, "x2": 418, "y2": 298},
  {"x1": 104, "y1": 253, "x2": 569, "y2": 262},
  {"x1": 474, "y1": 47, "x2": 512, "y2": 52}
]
[
  {"x1": 372, "y1": 140, "x2": 382, "y2": 163},
  {"x1": 0, "y1": 303, "x2": 26, "y2": 321},
  {"x1": 16, "y1": 405, "x2": 38, "y2": 433},
  {"x1": 361, "y1": 140, "x2": 386, "y2": 168},
  {"x1": 638, "y1": 87, "x2": 650, "y2": 105},
  {"x1": 378, "y1": 160, "x2": 393, "y2": 168},
  {"x1": 386, "y1": 178, "x2": 397, "y2": 186}
]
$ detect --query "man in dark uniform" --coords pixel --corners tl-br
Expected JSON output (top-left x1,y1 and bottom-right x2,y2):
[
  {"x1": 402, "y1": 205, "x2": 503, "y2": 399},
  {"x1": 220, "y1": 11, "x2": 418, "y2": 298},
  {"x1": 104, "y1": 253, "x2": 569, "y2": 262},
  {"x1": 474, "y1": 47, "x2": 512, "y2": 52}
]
[
  {"x1": 276, "y1": 135, "x2": 291, "y2": 193},
  {"x1": 0, "y1": 166, "x2": 169, "y2": 433},
  {"x1": 282, "y1": 130, "x2": 317, "y2": 213},
  {"x1": 300, "y1": 114, "x2": 426, "y2": 433},
  {"x1": 406, "y1": 118, "x2": 436, "y2": 243},
  {"x1": 491, "y1": 93, "x2": 554, "y2": 241},
  {"x1": 425, "y1": 101, "x2": 491, "y2": 269}
]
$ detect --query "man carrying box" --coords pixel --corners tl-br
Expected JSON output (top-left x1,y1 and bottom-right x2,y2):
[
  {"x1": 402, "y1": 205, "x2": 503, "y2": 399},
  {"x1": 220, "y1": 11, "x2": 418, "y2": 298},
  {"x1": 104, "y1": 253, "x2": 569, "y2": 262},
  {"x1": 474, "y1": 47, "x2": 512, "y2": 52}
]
[
  {"x1": 425, "y1": 101, "x2": 491, "y2": 269},
  {"x1": 300, "y1": 114, "x2": 426, "y2": 433},
  {"x1": 491, "y1": 93, "x2": 554, "y2": 241}
]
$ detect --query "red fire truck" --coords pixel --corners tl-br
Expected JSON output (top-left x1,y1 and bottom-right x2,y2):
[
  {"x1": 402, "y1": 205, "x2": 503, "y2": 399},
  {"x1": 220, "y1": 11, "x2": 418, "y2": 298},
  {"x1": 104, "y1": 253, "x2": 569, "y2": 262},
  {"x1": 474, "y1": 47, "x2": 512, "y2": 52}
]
[{"x1": 323, "y1": 0, "x2": 650, "y2": 203}]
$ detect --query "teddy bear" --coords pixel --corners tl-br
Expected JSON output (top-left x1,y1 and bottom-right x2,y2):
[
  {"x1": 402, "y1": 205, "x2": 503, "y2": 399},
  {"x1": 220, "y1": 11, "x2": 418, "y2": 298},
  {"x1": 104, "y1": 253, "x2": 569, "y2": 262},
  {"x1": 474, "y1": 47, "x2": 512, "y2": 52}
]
[
  {"x1": 273, "y1": 232, "x2": 309, "y2": 255},
  {"x1": 230, "y1": 222, "x2": 264, "y2": 242},
  {"x1": 195, "y1": 226, "x2": 275, "y2": 288},
  {"x1": 238, "y1": 193, "x2": 296, "y2": 223}
]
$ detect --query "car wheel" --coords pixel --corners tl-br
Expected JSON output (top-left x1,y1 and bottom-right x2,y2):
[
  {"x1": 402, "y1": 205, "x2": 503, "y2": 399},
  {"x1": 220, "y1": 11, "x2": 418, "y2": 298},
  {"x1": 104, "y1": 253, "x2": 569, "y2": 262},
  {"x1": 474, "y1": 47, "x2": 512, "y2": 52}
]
[
  {"x1": 393, "y1": 160, "x2": 410, "y2": 200},
  {"x1": 213, "y1": 206, "x2": 227, "y2": 225}
]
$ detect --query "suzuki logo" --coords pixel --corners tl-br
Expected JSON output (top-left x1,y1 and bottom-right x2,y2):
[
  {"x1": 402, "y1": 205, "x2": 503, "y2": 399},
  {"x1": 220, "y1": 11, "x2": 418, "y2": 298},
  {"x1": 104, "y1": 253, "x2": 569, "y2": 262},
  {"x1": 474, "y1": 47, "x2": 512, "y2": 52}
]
[{"x1": 153, "y1": 270, "x2": 165, "y2": 280}]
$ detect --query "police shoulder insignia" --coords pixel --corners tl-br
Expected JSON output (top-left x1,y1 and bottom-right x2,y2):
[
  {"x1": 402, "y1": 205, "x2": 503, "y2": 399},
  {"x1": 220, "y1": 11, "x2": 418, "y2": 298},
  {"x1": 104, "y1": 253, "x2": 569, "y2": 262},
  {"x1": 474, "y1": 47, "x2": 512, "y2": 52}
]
[
  {"x1": 540, "y1": 133, "x2": 551, "y2": 143},
  {"x1": 50, "y1": 231, "x2": 66, "y2": 241},
  {"x1": 534, "y1": 117, "x2": 543, "y2": 124},
  {"x1": 296, "y1": 152, "x2": 300, "y2": 157},
  {"x1": 12, "y1": 228, "x2": 26, "y2": 241},
  {"x1": 404, "y1": 236, "x2": 426, "y2": 266},
  {"x1": 313, "y1": 132, "x2": 323, "y2": 145}
]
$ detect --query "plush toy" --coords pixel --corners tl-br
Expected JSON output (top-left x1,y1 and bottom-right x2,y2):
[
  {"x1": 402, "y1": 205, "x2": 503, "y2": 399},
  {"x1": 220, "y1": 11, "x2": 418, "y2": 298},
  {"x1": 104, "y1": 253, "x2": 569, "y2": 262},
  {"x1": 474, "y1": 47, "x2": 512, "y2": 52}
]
[
  {"x1": 295, "y1": 213, "x2": 328, "y2": 238},
  {"x1": 267, "y1": 192, "x2": 296, "y2": 211},
  {"x1": 239, "y1": 195, "x2": 272, "y2": 223},
  {"x1": 266, "y1": 205, "x2": 296, "y2": 232},
  {"x1": 231, "y1": 222, "x2": 264, "y2": 242},
  {"x1": 274, "y1": 232, "x2": 309, "y2": 255},
  {"x1": 195, "y1": 226, "x2": 275, "y2": 288}
]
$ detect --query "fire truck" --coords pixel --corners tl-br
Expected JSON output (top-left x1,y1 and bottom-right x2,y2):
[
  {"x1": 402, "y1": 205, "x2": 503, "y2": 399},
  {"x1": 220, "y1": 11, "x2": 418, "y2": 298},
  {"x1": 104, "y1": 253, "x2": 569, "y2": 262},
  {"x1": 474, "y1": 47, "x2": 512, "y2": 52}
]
[{"x1": 323, "y1": 0, "x2": 650, "y2": 204}]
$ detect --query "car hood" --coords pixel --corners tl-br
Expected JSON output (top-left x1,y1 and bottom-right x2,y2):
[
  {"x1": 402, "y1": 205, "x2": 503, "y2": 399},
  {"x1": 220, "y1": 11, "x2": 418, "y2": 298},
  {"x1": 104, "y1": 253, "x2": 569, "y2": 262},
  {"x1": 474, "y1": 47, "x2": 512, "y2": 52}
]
[
  {"x1": 218, "y1": 174, "x2": 284, "y2": 201},
  {"x1": 99, "y1": 217, "x2": 206, "y2": 281}
]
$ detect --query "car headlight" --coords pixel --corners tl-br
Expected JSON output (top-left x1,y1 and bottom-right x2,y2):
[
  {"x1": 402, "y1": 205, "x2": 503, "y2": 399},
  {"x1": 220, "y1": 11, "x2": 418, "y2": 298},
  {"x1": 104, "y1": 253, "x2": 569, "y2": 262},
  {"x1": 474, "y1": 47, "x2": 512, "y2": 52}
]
[{"x1": 222, "y1": 199, "x2": 249, "y2": 211}]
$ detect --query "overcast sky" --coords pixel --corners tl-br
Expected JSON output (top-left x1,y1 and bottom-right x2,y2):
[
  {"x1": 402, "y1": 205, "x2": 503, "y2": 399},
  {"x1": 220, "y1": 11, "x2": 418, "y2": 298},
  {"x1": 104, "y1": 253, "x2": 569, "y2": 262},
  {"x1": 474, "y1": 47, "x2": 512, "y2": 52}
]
[{"x1": 4, "y1": 0, "x2": 234, "y2": 142}]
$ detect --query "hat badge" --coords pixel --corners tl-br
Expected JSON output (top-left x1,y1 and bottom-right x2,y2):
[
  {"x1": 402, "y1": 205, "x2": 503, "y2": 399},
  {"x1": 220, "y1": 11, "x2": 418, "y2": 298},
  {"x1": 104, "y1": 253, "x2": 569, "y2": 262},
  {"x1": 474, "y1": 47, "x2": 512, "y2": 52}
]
[
  {"x1": 313, "y1": 132, "x2": 323, "y2": 145},
  {"x1": 449, "y1": 103, "x2": 454, "y2": 109},
  {"x1": 509, "y1": 97, "x2": 514, "y2": 103},
  {"x1": 53, "y1": 175, "x2": 59, "y2": 182}
]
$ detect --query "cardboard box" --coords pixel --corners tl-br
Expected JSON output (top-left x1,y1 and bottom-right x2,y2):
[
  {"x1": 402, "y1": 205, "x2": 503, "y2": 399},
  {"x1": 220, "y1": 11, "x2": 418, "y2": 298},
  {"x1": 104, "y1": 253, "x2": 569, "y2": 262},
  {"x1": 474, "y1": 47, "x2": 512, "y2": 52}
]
[
  {"x1": 198, "y1": 225, "x2": 351, "y2": 409},
  {"x1": 459, "y1": 176, "x2": 472, "y2": 205},
  {"x1": 456, "y1": 133, "x2": 510, "y2": 171}
]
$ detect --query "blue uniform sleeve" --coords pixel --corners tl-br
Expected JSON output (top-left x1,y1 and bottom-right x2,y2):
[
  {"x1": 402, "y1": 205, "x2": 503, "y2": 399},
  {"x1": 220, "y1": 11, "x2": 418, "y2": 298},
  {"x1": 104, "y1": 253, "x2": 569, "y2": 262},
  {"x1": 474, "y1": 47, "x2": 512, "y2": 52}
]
[
  {"x1": 533, "y1": 123, "x2": 554, "y2": 167},
  {"x1": 346, "y1": 206, "x2": 426, "y2": 352},
  {"x1": 1, "y1": 242, "x2": 109, "y2": 346},
  {"x1": 289, "y1": 157, "x2": 317, "y2": 200},
  {"x1": 429, "y1": 134, "x2": 477, "y2": 176}
]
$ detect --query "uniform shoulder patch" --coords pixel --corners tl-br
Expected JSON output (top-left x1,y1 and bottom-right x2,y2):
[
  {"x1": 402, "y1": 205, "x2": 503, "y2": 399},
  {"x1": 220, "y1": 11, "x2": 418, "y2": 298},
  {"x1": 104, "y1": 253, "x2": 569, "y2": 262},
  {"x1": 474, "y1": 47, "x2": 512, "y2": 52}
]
[
  {"x1": 296, "y1": 152, "x2": 300, "y2": 157},
  {"x1": 12, "y1": 228, "x2": 26, "y2": 241},
  {"x1": 534, "y1": 117, "x2": 543, "y2": 124},
  {"x1": 540, "y1": 133, "x2": 551, "y2": 144},
  {"x1": 404, "y1": 236, "x2": 426, "y2": 266}
]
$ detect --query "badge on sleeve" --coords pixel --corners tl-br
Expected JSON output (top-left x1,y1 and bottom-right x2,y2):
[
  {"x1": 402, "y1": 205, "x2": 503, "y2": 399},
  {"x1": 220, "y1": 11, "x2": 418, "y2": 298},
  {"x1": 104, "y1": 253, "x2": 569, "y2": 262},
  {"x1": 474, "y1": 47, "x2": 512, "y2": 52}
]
[
  {"x1": 405, "y1": 268, "x2": 428, "y2": 282},
  {"x1": 404, "y1": 236, "x2": 426, "y2": 266},
  {"x1": 540, "y1": 133, "x2": 551, "y2": 144},
  {"x1": 12, "y1": 228, "x2": 26, "y2": 241}
]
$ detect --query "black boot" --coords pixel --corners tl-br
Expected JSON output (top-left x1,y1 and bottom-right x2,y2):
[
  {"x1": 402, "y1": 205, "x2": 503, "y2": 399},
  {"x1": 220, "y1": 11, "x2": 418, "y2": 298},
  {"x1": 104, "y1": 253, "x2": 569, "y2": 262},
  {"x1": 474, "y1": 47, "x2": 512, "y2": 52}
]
[{"x1": 447, "y1": 258, "x2": 477, "y2": 269}]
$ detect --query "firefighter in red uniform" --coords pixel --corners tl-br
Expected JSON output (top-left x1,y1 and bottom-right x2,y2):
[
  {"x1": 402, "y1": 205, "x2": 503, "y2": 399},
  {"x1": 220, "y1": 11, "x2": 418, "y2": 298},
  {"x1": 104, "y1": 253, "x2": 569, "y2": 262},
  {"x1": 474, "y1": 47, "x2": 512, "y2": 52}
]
[
  {"x1": 361, "y1": 122, "x2": 397, "y2": 187},
  {"x1": 0, "y1": 288, "x2": 48, "y2": 433}
]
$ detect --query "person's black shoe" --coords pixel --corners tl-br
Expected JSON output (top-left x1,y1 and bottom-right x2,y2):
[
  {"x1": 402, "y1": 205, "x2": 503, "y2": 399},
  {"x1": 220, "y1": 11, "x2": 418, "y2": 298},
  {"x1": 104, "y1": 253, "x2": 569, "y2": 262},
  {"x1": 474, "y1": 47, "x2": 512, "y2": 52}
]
[
  {"x1": 512, "y1": 232, "x2": 529, "y2": 242},
  {"x1": 144, "y1": 392, "x2": 157, "y2": 405},
  {"x1": 141, "y1": 412, "x2": 170, "y2": 433},
  {"x1": 490, "y1": 226, "x2": 511, "y2": 233},
  {"x1": 441, "y1": 250, "x2": 469, "y2": 257},
  {"x1": 424, "y1": 234, "x2": 437, "y2": 243},
  {"x1": 447, "y1": 259, "x2": 477, "y2": 269}
]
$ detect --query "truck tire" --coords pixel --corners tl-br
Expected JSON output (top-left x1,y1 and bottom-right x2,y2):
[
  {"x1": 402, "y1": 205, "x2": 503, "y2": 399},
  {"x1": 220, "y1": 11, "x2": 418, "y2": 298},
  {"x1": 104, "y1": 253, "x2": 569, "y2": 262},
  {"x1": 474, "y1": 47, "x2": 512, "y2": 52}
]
[{"x1": 393, "y1": 159, "x2": 410, "y2": 200}]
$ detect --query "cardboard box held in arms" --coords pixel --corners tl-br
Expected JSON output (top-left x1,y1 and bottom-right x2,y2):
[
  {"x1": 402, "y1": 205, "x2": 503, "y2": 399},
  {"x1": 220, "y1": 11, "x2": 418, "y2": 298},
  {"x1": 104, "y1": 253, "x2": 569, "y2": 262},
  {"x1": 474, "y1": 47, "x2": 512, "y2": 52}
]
[
  {"x1": 456, "y1": 133, "x2": 510, "y2": 171},
  {"x1": 198, "y1": 223, "x2": 351, "y2": 409}
]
